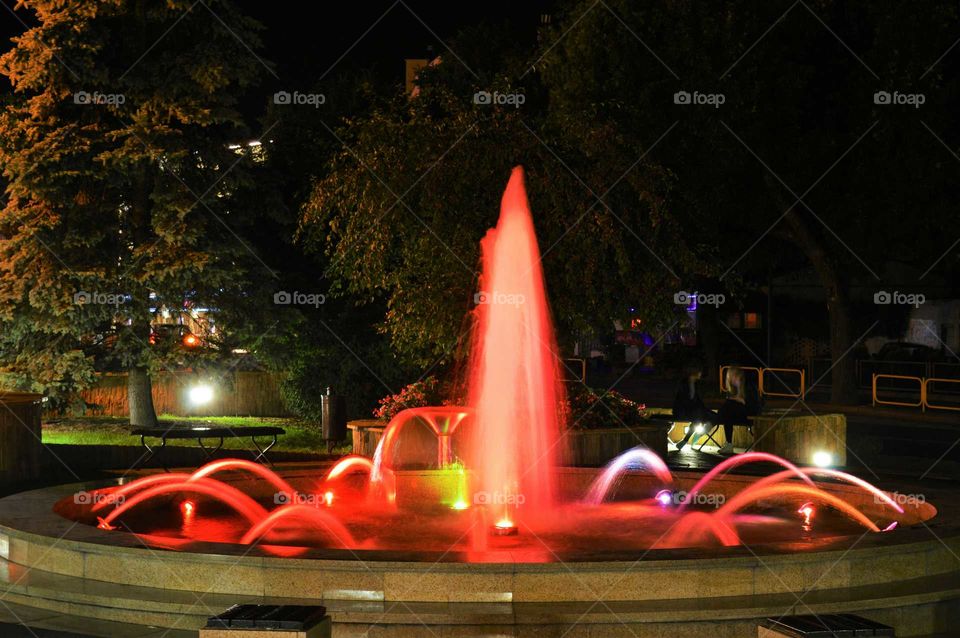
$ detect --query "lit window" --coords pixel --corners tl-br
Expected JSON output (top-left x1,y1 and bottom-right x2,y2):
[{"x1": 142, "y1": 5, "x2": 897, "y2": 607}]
[{"x1": 743, "y1": 313, "x2": 761, "y2": 329}]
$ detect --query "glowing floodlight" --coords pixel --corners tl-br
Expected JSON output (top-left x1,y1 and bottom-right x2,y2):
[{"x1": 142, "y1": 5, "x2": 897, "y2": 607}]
[
  {"x1": 812, "y1": 451, "x2": 833, "y2": 468},
  {"x1": 188, "y1": 384, "x2": 214, "y2": 406}
]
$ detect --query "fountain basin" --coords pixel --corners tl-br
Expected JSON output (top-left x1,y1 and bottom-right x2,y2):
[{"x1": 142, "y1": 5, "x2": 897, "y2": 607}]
[{"x1": 0, "y1": 467, "x2": 957, "y2": 635}]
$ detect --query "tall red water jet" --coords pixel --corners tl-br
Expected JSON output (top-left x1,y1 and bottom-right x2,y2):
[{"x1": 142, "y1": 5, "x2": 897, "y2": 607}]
[{"x1": 467, "y1": 166, "x2": 564, "y2": 522}]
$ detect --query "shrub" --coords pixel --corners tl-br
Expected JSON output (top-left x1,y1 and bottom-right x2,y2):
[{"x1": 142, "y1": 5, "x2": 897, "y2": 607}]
[
  {"x1": 566, "y1": 385, "x2": 647, "y2": 430},
  {"x1": 373, "y1": 376, "x2": 449, "y2": 421}
]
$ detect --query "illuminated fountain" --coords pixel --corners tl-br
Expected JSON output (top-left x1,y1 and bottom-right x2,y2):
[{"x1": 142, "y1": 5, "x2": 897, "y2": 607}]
[
  {"x1": 23, "y1": 166, "x2": 955, "y2": 635},
  {"x1": 55, "y1": 166, "x2": 924, "y2": 556}
]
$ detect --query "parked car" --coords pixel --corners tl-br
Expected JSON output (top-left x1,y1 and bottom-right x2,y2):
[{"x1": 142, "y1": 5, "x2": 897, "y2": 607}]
[{"x1": 873, "y1": 341, "x2": 945, "y2": 362}]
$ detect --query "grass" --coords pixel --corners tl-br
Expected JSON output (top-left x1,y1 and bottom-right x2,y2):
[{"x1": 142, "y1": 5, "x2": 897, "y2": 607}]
[{"x1": 42, "y1": 414, "x2": 352, "y2": 455}]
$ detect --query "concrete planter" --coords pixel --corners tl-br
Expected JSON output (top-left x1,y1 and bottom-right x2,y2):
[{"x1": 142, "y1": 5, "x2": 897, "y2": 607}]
[
  {"x1": 0, "y1": 392, "x2": 43, "y2": 486},
  {"x1": 348, "y1": 419, "x2": 385, "y2": 457},
  {"x1": 559, "y1": 424, "x2": 668, "y2": 466},
  {"x1": 751, "y1": 412, "x2": 847, "y2": 466},
  {"x1": 350, "y1": 419, "x2": 669, "y2": 467}
]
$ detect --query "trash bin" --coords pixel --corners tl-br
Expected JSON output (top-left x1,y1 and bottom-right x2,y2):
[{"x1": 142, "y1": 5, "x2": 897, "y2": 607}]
[{"x1": 320, "y1": 387, "x2": 346, "y2": 453}]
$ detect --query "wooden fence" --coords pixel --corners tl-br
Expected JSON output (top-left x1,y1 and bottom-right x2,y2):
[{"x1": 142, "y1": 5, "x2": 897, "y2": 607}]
[{"x1": 81, "y1": 371, "x2": 291, "y2": 418}]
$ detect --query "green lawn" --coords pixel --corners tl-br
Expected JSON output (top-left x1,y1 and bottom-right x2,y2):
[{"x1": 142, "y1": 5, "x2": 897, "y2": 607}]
[{"x1": 42, "y1": 415, "x2": 351, "y2": 455}]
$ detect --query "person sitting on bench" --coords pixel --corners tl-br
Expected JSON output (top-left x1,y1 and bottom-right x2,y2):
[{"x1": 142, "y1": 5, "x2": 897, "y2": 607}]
[
  {"x1": 714, "y1": 366, "x2": 762, "y2": 454},
  {"x1": 673, "y1": 364, "x2": 717, "y2": 451}
]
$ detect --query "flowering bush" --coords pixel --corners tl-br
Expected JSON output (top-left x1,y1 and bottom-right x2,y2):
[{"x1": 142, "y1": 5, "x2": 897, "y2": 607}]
[
  {"x1": 374, "y1": 377, "x2": 646, "y2": 430},
  {"x1": 565, "y1": 385, "x2": 647, "y2": 430},
  {"x1": 373, "y1": 376, "x2": 449, "y2": 421}
]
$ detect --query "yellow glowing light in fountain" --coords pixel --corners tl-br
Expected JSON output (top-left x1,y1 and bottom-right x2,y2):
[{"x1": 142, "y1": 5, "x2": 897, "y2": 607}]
[{"x1": 323, "y1": 491, "x2": 334, "y2": 507}]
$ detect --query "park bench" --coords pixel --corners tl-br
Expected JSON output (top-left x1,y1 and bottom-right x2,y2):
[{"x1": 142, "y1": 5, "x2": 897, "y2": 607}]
[{"x1": 130, "y1": 424, "x2": 285, "y2": 471}]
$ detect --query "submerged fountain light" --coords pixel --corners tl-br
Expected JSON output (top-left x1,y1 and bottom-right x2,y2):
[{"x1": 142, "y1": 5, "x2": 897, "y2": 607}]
[
  {"x1": 655, "y1": 489, "x2": 673, "y2": 506},
  {"x1": 492, "y1": 518, "x2": 518, "y2": 536},
  {"x1": 798, "y1": 501, "x2": 815, "y2": 528},
  {"x1": 323, "y1": 491, "x2": 334, "y2": 507}
]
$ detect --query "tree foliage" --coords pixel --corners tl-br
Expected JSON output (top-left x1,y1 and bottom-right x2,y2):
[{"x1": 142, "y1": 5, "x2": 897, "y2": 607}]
[
  {"x1": 0, "y1": 0, "x2": 266, "y2": 416},
  {"x1": 299, "y1": 25, "x2": 709, "y2": 368}
]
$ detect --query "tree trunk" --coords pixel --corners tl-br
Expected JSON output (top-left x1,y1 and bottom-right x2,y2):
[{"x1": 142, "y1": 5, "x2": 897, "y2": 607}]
[
  {"x1": 769, "y1": 181, "x2": 858, "y2": 403},
  {"x1": 128, "y1": 365, "x2": 158, "y2": 427}
]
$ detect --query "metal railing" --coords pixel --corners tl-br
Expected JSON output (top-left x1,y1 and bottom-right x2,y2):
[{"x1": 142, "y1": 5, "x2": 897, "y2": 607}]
[
  {"x1": 719, "y1": 365, "x2": 761, "y2": 393},
  {"x1": 719, "y1": 365, "x2": 805, "y2": 399},
  {"x1": 923, "y1": 377, "x2": 960, "y2": 412},
  {"x1": 871, "y1": 373, "x2": 960, "y2": 412},
  {"x1": 563, "y1": 358, "x2": 586, "y2": 383},
  {"x1": 761, "y1": 367, "x2": 806, "y2": 398},
  {"x1": 871, "y1": 374, "x2": 925, "y2": 409}
]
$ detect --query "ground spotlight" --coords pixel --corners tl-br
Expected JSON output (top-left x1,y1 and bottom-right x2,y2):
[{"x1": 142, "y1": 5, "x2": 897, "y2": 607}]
[
  {"x1": 812, "y1": 450, "x2": 832, "y2": 468},
  {"x1": 188, "y1": 384, "x2": 214, "y2": 406}
]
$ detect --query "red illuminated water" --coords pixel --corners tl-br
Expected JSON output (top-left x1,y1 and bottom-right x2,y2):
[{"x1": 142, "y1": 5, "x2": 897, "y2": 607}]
[{"x1": 466, "y1": 166, "x2": 564, "y2": 522}]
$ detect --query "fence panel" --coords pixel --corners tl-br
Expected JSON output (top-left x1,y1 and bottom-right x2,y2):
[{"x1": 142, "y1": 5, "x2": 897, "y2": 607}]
[
  {"x1": 760, "y1": 367, "x2": 805, "y2": 398},
  {"x1": 80, "y1": 371, "x2": 290, "y2": 418},
  {"x1": 924, "y1": 378, "x2": 960, "y2": 412},
  {"x1": 871, "y1": 373, "x2": 924, "y2": 408}
]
